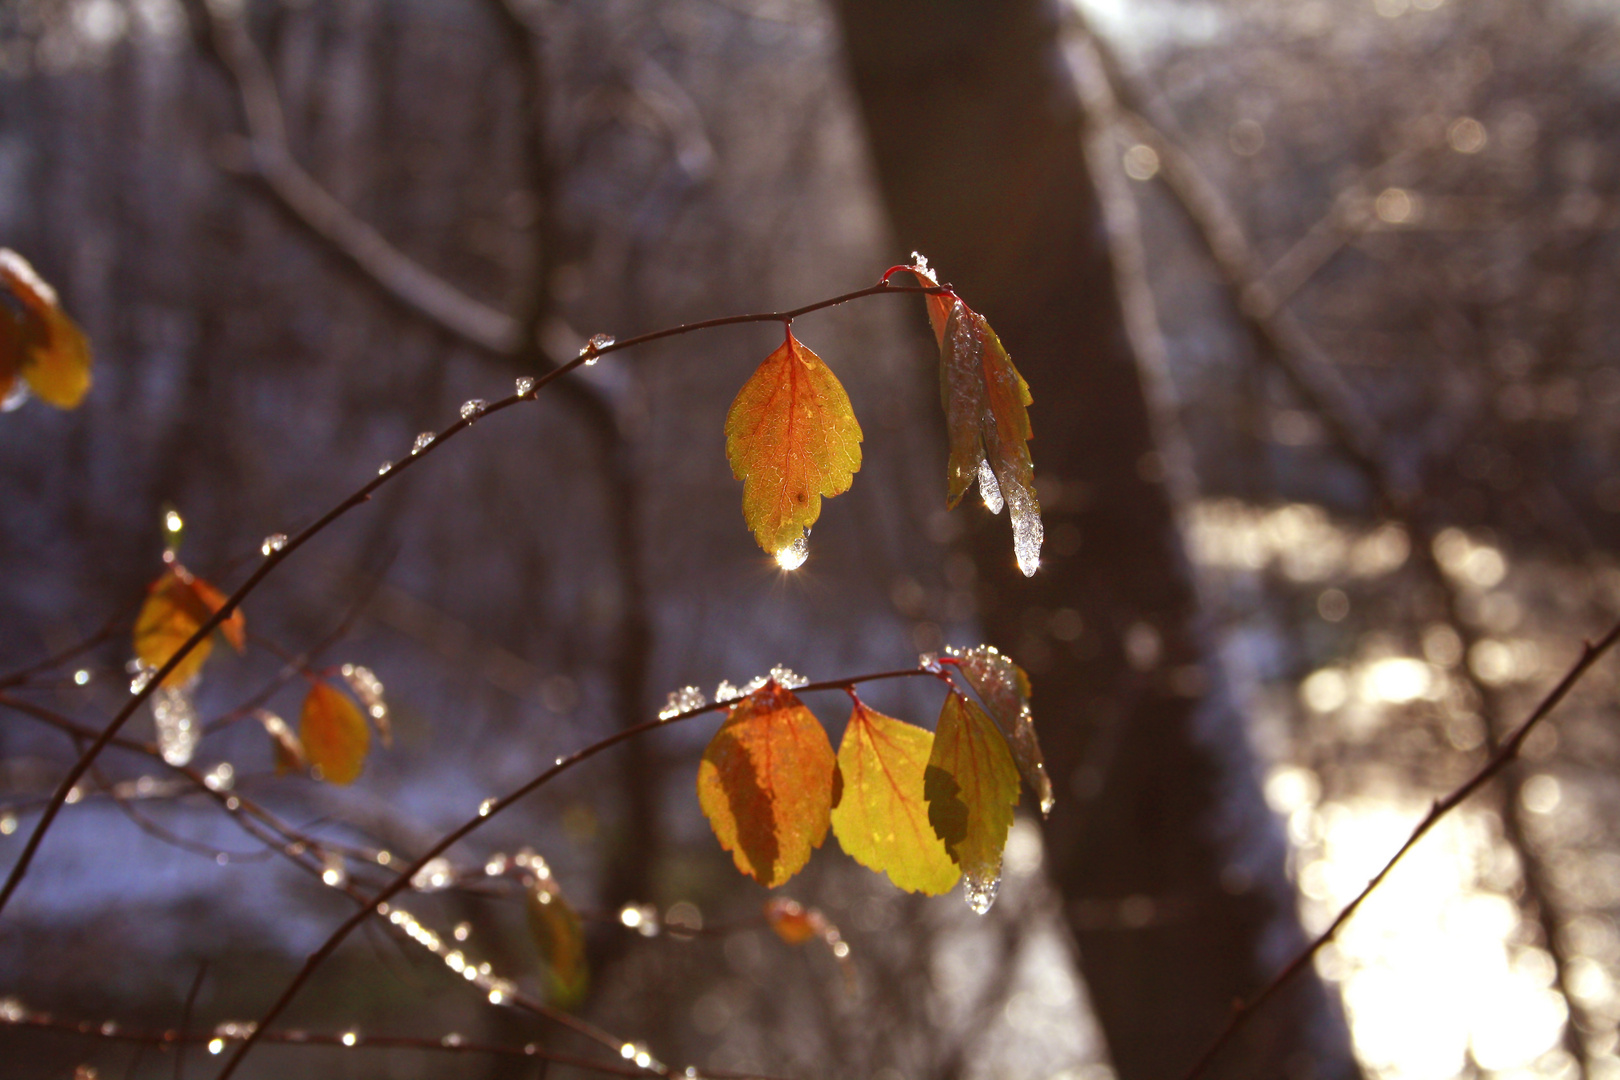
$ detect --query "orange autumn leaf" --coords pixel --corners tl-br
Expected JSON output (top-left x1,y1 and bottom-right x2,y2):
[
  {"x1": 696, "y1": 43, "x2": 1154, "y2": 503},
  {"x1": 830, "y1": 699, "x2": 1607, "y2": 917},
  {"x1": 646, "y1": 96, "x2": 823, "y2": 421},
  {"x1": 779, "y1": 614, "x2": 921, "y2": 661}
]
[
  {"x1": 724, "y1": 329, "x2": 863, "y2": 559},
  {"x1": 830, "y1": 701, "x2": 960, "y2": 895},
  {"x1": 925, "y1": 691, "x2": 1020, "y2": 914},
  {"x1": 132, "y1": 564, "x2": 247, "y2": 688},
  {"x1": 947, "y1": 644, "x2": 1053, "y2": 817},
  {"x1": 0, "y1": 248, "x2": 92, "y2": 410},
  {"x1": 300, "y1": 680, "x2": 370, "y2": 785},
  {"x1": 697, "y1": 680, "x2": 836, "y2": 887},
  {"x1": 763, "y1": 897, "x2": 851, "y2": 975}
]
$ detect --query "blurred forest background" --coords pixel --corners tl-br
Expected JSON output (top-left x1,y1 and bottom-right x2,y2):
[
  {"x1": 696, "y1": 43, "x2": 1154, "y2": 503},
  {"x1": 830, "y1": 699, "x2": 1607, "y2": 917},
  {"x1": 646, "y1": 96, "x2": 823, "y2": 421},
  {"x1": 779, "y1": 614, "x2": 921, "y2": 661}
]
[{"x1": 1, "y1": 0, "x2": 1619, "y2": 1079}]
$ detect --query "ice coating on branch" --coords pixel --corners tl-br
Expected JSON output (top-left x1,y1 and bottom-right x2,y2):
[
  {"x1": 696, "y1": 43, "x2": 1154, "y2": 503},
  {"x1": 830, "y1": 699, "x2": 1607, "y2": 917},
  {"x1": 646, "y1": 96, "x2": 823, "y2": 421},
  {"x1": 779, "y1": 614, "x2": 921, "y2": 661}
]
[
  {"x1": 128, "y1": 659, "x2": 156, "y2": 695},
  {"x1": 153, "y1": 685, "x2": 199, "y2": 766},
  {"x1": 378, "y1": 460, "x2": 393, "y2": 476},
  {"x1": 515, "y1": 376, "x2": 536, "y2": 396},
  {"x1": 260, "y1": 533, "x2": 287, "y2": 556},
  {"x1": 320, "y1": 849, "x2": 347, "y2": 888},
  {"x1": 340, "y1": 663, "x2": 390, "y2": 745},
  {"x1": 768, "y1": 665, "x2": 808, "y2": 689},
  {"x1": 659, "y1": 685, "x2": 707, "y2": 720},
  {"x1": 460, "y1": 399, "x2": 487, "y2": 422},
  {"x1": 977, "y1": 458, "x2": 1004, "y2": 514},
  {"x1": 775, "y1": 531, "x2": 809, "y2": 570},
  {"x1": 963, "y1": 870, "x2": 1002, "y2": 915},
  {"x1": 411, "y1": 432, "x2": 435, "y2": 455},
  {"x1": 918, "y1": 652, "x2": 941, "y2": 673},
  {"x1": 412, "y1": 856, "x2": 454, "y2": 892},
  {"x1": 580, "y1": 333, "x2": 614, "y2": 365},
  {"x1": 910, "y1": 252, "x2": 932, "y2": 277},
  {"x1": 714, "y1": 680, "x2": 741, "y2": 703}
]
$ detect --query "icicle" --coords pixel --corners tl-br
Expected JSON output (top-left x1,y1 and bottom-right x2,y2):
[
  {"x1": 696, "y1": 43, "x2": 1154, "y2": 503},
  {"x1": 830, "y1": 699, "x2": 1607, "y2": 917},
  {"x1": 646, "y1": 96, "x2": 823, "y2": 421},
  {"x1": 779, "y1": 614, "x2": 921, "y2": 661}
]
[
  {"x1": 1005, "y1": 479, "x2": 1043, "y2": 578},
  {"x1": 978, "y1": 458, "x2": 1004, "y2": 514},
  {"x1": 963, "y1": 870, "x2": 1002, "y2": 915},
  {"x1": 153, "y1": 685, "x2": 199, "y2": 766}
]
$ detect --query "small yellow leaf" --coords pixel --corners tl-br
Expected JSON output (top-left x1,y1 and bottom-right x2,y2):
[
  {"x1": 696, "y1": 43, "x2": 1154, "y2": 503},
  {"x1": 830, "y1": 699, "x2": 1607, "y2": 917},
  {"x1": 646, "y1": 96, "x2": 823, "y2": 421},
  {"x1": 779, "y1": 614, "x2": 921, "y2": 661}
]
[
  {"x1": 300, "y1": 680, "x2": 369, "y2": 785},
  {"x1": 132, "y1": 564, "x2": 246, "y2": 688},
  {"x1": 0, "y1": 248, "x2": 91, "y2": 409},
  {"x1": 724, "y1": 330, "x2": 863, "y2": 557},
  {"x1": 697, "y1": 680, "x2": 836, "y2": 887},
  {"x1": 527, "y1": 880, "x2": 588, "y2": 1008},
  {"x1": 830, "y1": 701, "x2": 960, "y2": 895},
  {"x1": 925, "y1": 691, "x2": 1020, "y2": 914}
]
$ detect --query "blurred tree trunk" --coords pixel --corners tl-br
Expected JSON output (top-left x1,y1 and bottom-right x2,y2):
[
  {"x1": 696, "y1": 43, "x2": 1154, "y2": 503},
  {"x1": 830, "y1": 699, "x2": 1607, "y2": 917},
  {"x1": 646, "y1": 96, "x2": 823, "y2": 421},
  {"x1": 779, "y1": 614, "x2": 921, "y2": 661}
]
[{"x1": 833, "y1": 4, "x2": 1358, "y2": 1078}]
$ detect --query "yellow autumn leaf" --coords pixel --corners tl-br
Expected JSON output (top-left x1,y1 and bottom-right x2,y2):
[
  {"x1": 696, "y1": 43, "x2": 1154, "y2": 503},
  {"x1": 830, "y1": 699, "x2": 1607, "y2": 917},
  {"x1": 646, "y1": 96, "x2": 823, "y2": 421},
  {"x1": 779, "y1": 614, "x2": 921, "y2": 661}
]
[
  {"x1": 300, "y1": 680, "x2": 369, "y2": 785},
  {"x1": 925, "y1": 691, "x2": 1020, "y2": 914},
  {"x1": 132, "y1": 564, "x2": 246, "y2": 688},
  {"x1": 831, "y1": 701, "x2": 960, "y2": 895},
  {"x1": 724, "y1": 329, "x2": 863, "y2": 558},
  {"x1": 0, "y1": 248, "x2": 91, "y2": 409},
  {"x1": 697, "y1": 680, "x2": 836, "y2": 887}
]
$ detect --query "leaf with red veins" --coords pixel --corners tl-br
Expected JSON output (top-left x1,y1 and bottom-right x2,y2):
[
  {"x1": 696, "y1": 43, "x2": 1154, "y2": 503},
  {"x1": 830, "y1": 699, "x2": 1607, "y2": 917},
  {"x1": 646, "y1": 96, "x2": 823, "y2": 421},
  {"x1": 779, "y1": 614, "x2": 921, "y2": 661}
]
[{"x1": 724, "y1": 329, "x2": 863, "y2": 559}]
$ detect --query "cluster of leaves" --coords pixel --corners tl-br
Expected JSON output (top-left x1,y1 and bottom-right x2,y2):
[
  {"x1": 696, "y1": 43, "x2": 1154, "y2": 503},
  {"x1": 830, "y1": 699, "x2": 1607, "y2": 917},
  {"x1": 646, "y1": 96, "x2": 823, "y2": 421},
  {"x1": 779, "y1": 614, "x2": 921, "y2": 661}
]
[
  {"x1": 131, "y1": 538, "x2": 389, "y2": 784},
  {"x1": 725, "y1": 256, "x2": 1042, "y2": 576},
  {"x1": 0, "y1": 249, "x2": 91, "y2": 412},
  {"x1": 696, "y1": 645, "x2": 1050, "y2": 913}
]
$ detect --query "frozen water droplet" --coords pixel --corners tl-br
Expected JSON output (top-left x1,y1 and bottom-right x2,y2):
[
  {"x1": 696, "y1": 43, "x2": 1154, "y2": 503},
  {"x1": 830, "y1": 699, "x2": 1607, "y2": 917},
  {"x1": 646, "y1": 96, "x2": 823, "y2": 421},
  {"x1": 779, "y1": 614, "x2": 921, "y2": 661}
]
[
  {"x1": 0, "y1": 997, "x2": 23, "y2": 1022},
  {"x1": 411, "y1": 432, "x2": 435, "y2": 455},
  {"x1": 128, "y1": 661, "x2": 156, "y2": 695},
  {"x1": 768, "y1": 665, "x2": 808, "y2": 689},
  {"x1": 741, "y1": 674, "x2": 769, "y2": 696},
  {"x1": 963, "y1": 869, "x2": 1002, "y2": 915},
  {"x1": 320, "y1": 849, "x2": 347, "y2": 888},
  {"x1": 203, "y1": 762, "x2": 234, "y2": 791},
  {"x1": 580, "y1": 333, "x2": 615, "y2": 365},
  {"x1": 73, "y1": 669, "x2": 90, "y2": 686},
  {"x1": 620, "y1": 1044, "x2": 637, "y2": 1060},
  {"x1": 442, "y1": 1033, "x2": 463, "y2": 1048},
  {"x1": 1, "y1": 380, "x2": 30, "y2": 412},
  {"x1": 207, "y1": 1037, "x2": 225, "y2": 1055},
  {"x1": 453, "y1": 921, "x2": 471, "y2": 942},
  {"x1": 341, "y1": 1029, "x2": 359, "y2": 1047},
  {"x1": 378, "y1": 460, "x2": 393, "y2": 476},
  {"x1": 478, "y1": 798, "x2": 496, "y2": 817},
  {"x1": 412, "y1": 856, "x2": 454, "y2": 892},
  {"x1": 659, "y1": 685, "x2": 707, "y2": 720},
  {"x1": 775, "y1": 531, "x2": 809, "y2": 570},
  {"x1": 918, "y1": 652, "x2": 941, "y2": 673},
  {"x1": 515, "y1": 376, "x2": 535, "y2": 397},
  {"x1": 100, "y1": 1021, "x2": 117, "y2": 1036},
  {"x1": 460, "y1": 399, "x2": 487, "y2": 422},
  {"x1": 714, "y1": 680, "x2": 739, "y2": 703},
  {"x1": 978, "y1": 458, "x2": 1004, "y2": 514},
  {"x1": 485, "y1": 853, "x2": 508, "y2": 876},
  {"x1": 260, "y1": 533, "x2": 287, "y2": 556},
  {"x1": 153, "y1": 685, "x2": 199, "y2": 766},
  {"x1": 0, "y1": 812, "x2": 16, "y2": 836}
]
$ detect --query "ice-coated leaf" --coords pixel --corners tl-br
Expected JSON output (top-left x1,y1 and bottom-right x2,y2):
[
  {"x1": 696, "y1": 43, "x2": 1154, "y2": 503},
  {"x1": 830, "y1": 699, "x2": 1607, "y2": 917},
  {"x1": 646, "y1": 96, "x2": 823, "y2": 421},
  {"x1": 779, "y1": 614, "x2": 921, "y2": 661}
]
[
  {"x1": 925, "y1": 691, "x2": 1020, "y2": 914},
  {"x1": 300, "y1": 680, "x2": 369, "y2": 785},
  {"x1": 724, "y1": 329, "x2": 863, "y2": 557},
  {"x1": 938, "y1": 298, "x2": 1042, "y2": 577},
  {"x1": 830, "y1": 701, "x2": 960, "y2": 895},
  {"x1": 0, "y1": 248, "x2": 91, "y2": 409},
  {"x1": 697, "y1": 679, "x2": 836, "y2": 887},
  {"x1": 901, "y1": 255, "x2": 956, "y2": 350},
  {"x1": 132, "y1": 564, "x2": 246, "y2": 688},
  {"x1": 947, "y1": 644, "x2": 1054, "y2": 817},
  {"x1": 527, "y1": 880, "x2": 587, "y2": 1008}
]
